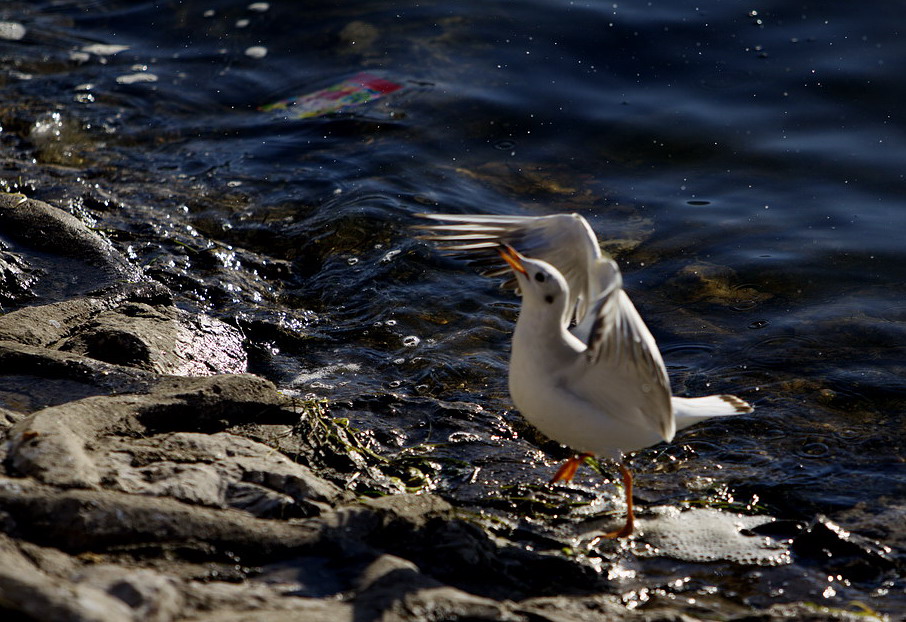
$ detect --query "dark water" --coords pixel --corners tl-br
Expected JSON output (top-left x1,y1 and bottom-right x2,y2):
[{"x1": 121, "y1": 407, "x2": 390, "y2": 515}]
[{"x1": 2, "y1": 0, "x2": 904, "y2": 615}]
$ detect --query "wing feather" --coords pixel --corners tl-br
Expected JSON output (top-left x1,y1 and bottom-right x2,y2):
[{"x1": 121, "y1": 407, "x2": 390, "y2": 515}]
[{"x1": 414, "y1": 212, "x2": 602, "y2": 322}]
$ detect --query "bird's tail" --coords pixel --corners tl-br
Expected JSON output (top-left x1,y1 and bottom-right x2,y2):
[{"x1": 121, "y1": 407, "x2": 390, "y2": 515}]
[{"x1": 671, "y1": 394, "x2": 752, "y2": 432}]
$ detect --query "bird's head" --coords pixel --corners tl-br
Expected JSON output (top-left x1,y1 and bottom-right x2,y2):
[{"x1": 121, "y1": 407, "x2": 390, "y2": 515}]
[{"x1": 498, "y1": 244, "x2": 570, "y2": 311}]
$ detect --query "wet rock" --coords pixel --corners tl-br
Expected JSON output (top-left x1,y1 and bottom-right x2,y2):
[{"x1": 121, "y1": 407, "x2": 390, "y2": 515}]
[
  {"x1": 0, "y1": 340, "x2": 157, "y2": 414},
  {"x1": 339, "y1": 20, "x2": 380, "y2": 51},
  {"x1": 0, "y1": 277, "x2": 243, "y2": 376},
  {"x1": 378, "y1": 585, "x2": 509, "y2": 622},
  {"x1": 0, "y1": 246, "x2": 38, "y2": 308},
  {"x1": 666, "y1": 261, "x2": 772, "y2": 308},
  {"x1": 791, "y1": 515, "x2": 896, "y2": 583},
  {"x1": 0, "y1": 280, "x2": 171, "y2": 348},
  {"x1": 328, "y1": 493, "x2": 605, "y2": 601},
  {"x1": 60, "y1": 301, "x2": 247, "y2": 376},
  {"x1": 0, "y1": 193, "x2": 141, "y2": 291}
]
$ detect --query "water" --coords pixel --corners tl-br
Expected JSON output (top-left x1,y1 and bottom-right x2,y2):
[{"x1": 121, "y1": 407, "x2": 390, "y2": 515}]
[{"x1": 2, "y1": 0, "x2": 905, "y2": 615}]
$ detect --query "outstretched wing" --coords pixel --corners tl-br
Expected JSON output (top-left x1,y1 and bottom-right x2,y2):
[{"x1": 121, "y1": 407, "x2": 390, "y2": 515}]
[
  {"x1": 571, "y1": 285, "x2": 675, "y2": 443},
  {"x1": 414, "y1": 212, "x2": 603, "y2": 321}
]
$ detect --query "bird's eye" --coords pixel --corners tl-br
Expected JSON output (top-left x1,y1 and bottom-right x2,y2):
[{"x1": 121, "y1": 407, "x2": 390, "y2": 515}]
[
  {"x1": 544, "y1": 294, "x2": 554, "y2": 304},
  {"x1": 535, "y1": 272, "x2": 546, "y2": 283}
]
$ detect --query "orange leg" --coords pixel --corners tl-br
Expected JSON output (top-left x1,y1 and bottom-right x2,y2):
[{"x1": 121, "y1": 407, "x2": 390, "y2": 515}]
[
  {"x1": 550, "y1": 452, "x2": 593, "y2": 484},
  {"x1": 601, "y1": 463, "x2": 634, "y2": 539}
]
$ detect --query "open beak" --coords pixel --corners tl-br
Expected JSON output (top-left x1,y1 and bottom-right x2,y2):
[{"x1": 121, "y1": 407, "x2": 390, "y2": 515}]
[{"x1": 498, "y1": 244, "x2": 528, "y2": 275}]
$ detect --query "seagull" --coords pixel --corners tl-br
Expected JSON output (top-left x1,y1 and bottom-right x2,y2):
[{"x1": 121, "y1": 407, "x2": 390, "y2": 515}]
[{"x1": 416, "y1": 213, "x2": 753, "y2": 538}]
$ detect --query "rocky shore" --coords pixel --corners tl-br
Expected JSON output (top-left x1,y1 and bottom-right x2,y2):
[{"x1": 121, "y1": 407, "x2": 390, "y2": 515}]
[{"x1": 0, "y1": 193, "x2": 893, "y2": 621}]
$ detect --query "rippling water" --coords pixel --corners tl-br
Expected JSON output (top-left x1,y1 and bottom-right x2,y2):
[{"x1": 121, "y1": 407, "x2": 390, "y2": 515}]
[{"x1": 2, "y1": 0, "x2": 904, "y2": 614}]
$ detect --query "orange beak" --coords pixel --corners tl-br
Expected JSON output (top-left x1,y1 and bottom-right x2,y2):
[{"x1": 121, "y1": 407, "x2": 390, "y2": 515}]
[{"x1": 498, "y1": 244, "x2": 528, "y2": 275}]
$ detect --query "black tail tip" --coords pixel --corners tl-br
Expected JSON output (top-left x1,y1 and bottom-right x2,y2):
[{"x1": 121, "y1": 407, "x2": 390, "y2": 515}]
[{"x1": 720, "y1": 394, "x2": 754, "y2": 414}]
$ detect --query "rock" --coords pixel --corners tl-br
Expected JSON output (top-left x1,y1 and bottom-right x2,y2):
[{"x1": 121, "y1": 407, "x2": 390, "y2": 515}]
[
  {"x1": 0, "y1": 339, "x2": 157, "y2": 415},
  {"x1": 0, "y1": 246, "x2": 37, "y2": 308},
  {"x1": 184, "y1": 580, "x2": 355, "y2": 622},
  {"x1": 0, "y1": 406, "x2": 23, "y2": 429},
  {"x1": 380, "y1": 585, "x2": 510, "y2": 622},
  {"x1": 516, "y1": 594, "x2": 640, "y2": 622},
  {"x1": 5, "y1": 396, "x2": 107, "y2": 487},
  {"x1": 790, "y1": 515, "x2": 896, "y2": 583},
  {"x1": 60, "y1": 301, "x2": 247, "y2": 376},
  {"x1": 355, "y1": 554, "x2": 420, "y2": 591},
  {"x1": 0, "y1": 279, "x2": 244, "y2": 376},
  {"x1": 666, "y1": 261, "x2": 771, "y2": 308},
  {"x1": 105, "y1": 432, "x2": 345, "y2": 516},
  {"x1": 3, "y1": 374, "x2": 299, "y2": 494},
  {"x1": 0, "y1": 532, "x2": 134, "y2": 622},
  {"x1": 0, "y1": 477, "x2": 322, "y2": 559},
  {"x1": 76, "y1": 565, "x2": 184, "y2": 622},
  {"x1": 0, "y1": 280, "x2": 170, "y2": 348},
  {"x1": 0, "y1": 193, "x2": 141, "y2": 285}
]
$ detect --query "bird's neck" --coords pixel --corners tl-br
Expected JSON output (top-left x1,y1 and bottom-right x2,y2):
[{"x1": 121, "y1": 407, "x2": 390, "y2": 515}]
[{"x1": 512, "y1": 298, "x2": 576, "y2": 357}]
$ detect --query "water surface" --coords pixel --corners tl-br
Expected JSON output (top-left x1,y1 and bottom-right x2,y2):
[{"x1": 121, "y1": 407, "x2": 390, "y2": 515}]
[{"x1": 1, "y1": 0, "x2": 904, "y2": 615}]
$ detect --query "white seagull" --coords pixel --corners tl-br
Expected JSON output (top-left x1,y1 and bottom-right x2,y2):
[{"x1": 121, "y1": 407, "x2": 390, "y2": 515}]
[{"x1": 416, "y1": 213, "x2": 753, "y2": 538}]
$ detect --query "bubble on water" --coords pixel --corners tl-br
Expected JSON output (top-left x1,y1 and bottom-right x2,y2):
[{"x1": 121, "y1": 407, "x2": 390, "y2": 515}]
[
  {"x1": 245, "y1": 46, "x2": 268, "y2": 59},
  {"x1": 248, "y1": 2, "x2": 270, "y2": 11},
  {"x1": 116, "y1": 73, "x2": 158, "y2": 84},
  {"x1": 448, "y1": 431, "x2": 481, "y2": 443},
  {"x1": 602, "y1": 506, "x2": 791, "y2": 566},
  {"x1": 236, "y1": 19, "x2": 250, "y2": 28},
  {"x1": 402, "y1": 335, "x2": 420, "y2": 347},
  {"x1": 0, "y1": 22, "x2": 26, "y2": 41},
  {"x1": 83, "y1": 43, "x2": 130, "y2": 56}
]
